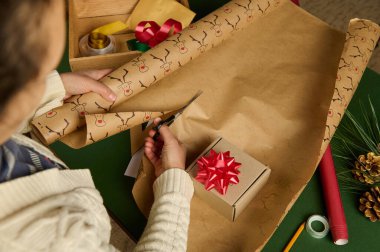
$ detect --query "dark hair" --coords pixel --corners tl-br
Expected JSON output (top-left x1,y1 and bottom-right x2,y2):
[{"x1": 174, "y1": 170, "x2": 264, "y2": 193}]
[{"x1": 0, "y1": 0, "x2": 53, "y2": 113}]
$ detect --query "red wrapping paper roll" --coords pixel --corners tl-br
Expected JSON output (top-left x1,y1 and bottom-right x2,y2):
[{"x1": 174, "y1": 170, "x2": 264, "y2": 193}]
[{"x1": 319, "y1": 145, "x2": 348, "y2": 245}]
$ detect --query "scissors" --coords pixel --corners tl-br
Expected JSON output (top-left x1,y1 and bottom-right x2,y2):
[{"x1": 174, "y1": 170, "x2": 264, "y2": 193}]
[{"x1": 152, "y1": 90, "x2": 203, "y2": 141}]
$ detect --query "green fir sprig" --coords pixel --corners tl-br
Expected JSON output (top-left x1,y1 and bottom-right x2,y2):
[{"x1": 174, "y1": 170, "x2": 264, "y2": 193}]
[{"x1": 332, "y1": 97, "x2": 380, "y2": 193}]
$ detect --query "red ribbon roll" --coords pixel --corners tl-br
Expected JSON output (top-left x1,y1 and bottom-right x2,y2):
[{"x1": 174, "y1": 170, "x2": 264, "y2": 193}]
[
  {"x1": 195, "y1": 150, "x2": 241, "y2": 195},
  {"x1": 135, "y1": 19, "x2": 182, "y2": 47}
]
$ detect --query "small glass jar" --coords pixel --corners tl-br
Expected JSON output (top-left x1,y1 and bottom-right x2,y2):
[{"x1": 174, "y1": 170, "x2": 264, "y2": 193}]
[{"x1": 79, "y1": 32, "x2": 117, "y2": 57}]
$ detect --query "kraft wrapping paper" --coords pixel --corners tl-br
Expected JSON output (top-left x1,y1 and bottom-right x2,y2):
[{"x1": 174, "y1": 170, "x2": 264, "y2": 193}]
[
  {"x1": 32, "y1": 0, "x2": 286, "y2": 148},
  {"x1": 122, "y1": 2, "x2": 379, "y2": 252},
  {"x1": 30, "y1": 0, "x2": 380, "y2": 250}
]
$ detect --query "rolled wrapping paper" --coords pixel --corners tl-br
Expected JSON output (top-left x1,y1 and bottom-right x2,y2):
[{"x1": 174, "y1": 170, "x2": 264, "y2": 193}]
[
  {"x1": 320, "y1": 145, "x2": 348, "y2": 245},
  {"x1": 31, "y1": 0, "x2": 284, "y2": 147},
  {"x1": 85, "y1": 111, "x2": 165, "y2": 145},
  {"x1": 319, "y1": 19, "x2": 380, "y2": 158},
  {"x1": 32, "y1": 109, "x2": 167, "y2": 146}
]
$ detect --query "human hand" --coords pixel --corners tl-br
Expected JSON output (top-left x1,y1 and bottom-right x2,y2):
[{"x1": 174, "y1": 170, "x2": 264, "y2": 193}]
[
  {"x1": 144, "y1": 118, "x2": 186, "y2": 177},
  {"x1": 60, "y1": 69, "x2": 117, "y2": 101}
]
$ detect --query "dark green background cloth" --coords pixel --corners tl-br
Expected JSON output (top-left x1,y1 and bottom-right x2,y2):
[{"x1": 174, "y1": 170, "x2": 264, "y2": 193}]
[{"x1": 53, "y1": 1, "x2": 380, "y2": 250}]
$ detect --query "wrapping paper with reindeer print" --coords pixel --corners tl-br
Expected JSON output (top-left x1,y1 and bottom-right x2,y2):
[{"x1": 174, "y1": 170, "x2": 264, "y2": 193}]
[
  {"x1": 30, "y1": 0, "x2": 379, "y2": 250},
  {"x1": 122, "y1": 2, "x2": 378, "y2": 252},
  {"x1": 319, "y1": 18, "x2": 380, "y2": 160},
  {"x1": 33, "y1": 0, "x2": 293, "y2": 148}
]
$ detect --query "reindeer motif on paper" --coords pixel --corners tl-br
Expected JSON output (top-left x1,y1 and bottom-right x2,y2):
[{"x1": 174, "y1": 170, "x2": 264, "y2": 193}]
[
  {"x1": 115, "y1": 112, "x2": 135, "y2": 131},
  {"x1": 338, "y1": 58, "x2": 360, "y2": 74},
  {"x1": 131, "y1": 56, "x2": 149, "y2": 73},
  {"x1": 203, "y1": 15, "x2": 223, "y2": 37},
  {"x1": 332, "y1": 88, "x2": 343, "y2": 103},
  {"x1": 108, "y1": 69, "x2": 133, "y2": 97},
  {"x1": 46, "y1": 110, "x2": 57, "y2": 118},
  {"x1": 223, "y1": 6, "x2": 233, "y2": 13},
  {"x1": 343, "y1": 76, "x2": 354, "y2": 92},
  {"x1": 150, "y1": 49, "x2": 173, "y2": 75},
  {"x1": 346, "y1": 31, "x2": 367, "y2": 43},
  {"x1": 235, "y1": 0, "x2": 254, "y2": 21},
  {"x1": 67, "y1": 95, "x2": 88, "y2": 118},
  {"x1": 323, "y1": 125, "x2": 331, "y2": 142},
  {"x1": 94, "y1": 114, "x2": 106, "y2": 127},
  {"x1": 327, "y1": 109, "x2": 334, "y2": 118},
  {"x1": 225, "y1": 16, "x2": 241, "y2": 32},
  {"x1": 349, "y1": 45, "x2": 369, "y2": 64},
  {"x1": 167, "y1": 33, "x2": 188, "y2": 54},
  {"x1": 355, "y1": 20, "x2": 377, "y2": 32},
  {"x1": 95, "y1": 100, "x2": 115, "y2": 113},
  {"x1": 139, "y1": 75, "x2": 157, "y2": 89},
  {"x1": 189, "y1": 31, "x2": 208, "y2": 53},
  {"x1": 143, "y1": 112, "x2": 153, "y2": 122},
  {"x1": 188, "y1": 24, "x2": 197, "y2": 30},
  {"x1": 88, "y1": 132, "x2": 109, "y2": 144},
  {"x1": 332, "y1": 88, "x2": 348, "y2": 107},
  {"x1": 38, "y1": 119, "x2": 70, "y2": 138},
  {"x1": 257, "y1": 1, "x2": 270, "y2": 14}
]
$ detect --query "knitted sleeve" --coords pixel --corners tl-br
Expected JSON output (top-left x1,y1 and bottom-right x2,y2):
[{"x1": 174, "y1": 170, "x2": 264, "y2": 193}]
[
  {"x1": 18, "y1": 70, "x2": 66, "y2": 133},
  {"x1": 134, "y1": 168, "x2": 194, "y2": 252},
  {"x1": 0, "y1": 169, "x2": 117, "y2": 252}
]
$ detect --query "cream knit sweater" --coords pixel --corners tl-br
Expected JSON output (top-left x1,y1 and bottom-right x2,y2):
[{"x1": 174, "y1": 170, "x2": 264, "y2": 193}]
[{"x1": 0, "y1": 71, "x2": 194, "y2": 252}]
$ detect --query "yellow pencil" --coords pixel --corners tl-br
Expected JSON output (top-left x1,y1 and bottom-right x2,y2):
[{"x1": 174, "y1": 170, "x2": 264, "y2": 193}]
[{"x1": 283, "y1": 222, "x2": 305, "y2": 252}]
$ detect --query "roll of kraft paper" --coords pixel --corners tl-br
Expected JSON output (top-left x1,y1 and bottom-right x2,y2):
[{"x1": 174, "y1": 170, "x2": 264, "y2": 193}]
[
  {"x1": 31, "y1": 0, "x2": 283, "y2": 146},
  {"x1": 319, "y1": 145, "x2": 348, "y2": 245}
]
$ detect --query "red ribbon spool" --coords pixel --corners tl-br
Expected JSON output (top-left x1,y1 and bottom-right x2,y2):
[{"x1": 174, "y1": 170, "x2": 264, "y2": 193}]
[
  {"x1": 135, "y1": 19, "x2": 182, "y2": 47},
  {"x1": 195, "y1": 149, "x2": 241, "y2": 195}
]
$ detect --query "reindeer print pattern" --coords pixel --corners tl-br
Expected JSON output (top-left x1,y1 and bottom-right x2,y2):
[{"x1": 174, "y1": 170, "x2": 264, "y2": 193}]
[
  {"x1": 131, "y1": 56, "x2": 149, "y2": 73},
  {"x1": 257, "y1": 0, "x2": 271, "y2": 14},
  {"x1": 116, "y1": 112, "x2": 136, "y2": 132},
  {"x1": 167, "y1": 33, "x2": 188, "y2": 54},
  {"x1": 41, "y1": 119, "x2": 70, "y2": 138},
  {"x1": 32, "y1": 0, "x2": 379, "y2": 151},
  {"x1": 225, "y1": 16, "x2": 241, "y2": 32},
  {"x1": 67, "y1": 95, "x2": 88, "y2": 118},
  {"x1": 139, "y1": 76, "x2": 157, "y2": 89},
  {"x1": 46, "y1": 110, "x2": 57, "y2": 118},
  {"x1": 189, "y1": 31, "x2": 209, "y2": 53},
  {"x1": 235, "y1": 0, "x2": 254, "y2": 21},
  {"x1": 143, "y1": 112, "x2": 153, "y2": 122},
  {"x1": 203, "y1": 15, "x2": 223, "y2": 37},
  {"x1": 108, "y1": 69, "x2": 134, "y2": 97},
  {"x1": 88, "y1": 132, "x2": 109, "y2": 144},
  {"x1": 95, "y1": 101, "x2": 115, "y2": 113},
  {"x1": 321, "y1": 19, "x2": 380, "y2": 155},
  {"x1": 150, "y1": 49, "x2": 172, "y2": 75},
  {"x1": 94, "y1": 115, "x2": 106, "y2": 127}
]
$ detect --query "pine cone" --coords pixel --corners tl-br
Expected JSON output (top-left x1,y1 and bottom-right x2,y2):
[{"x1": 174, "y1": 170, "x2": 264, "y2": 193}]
[
  {"x1": 352, "y1": 152, "x2": 380, "y2": 185},
  {"x1": 359, "y1": 186, "x2": 380, "y2": 222}
]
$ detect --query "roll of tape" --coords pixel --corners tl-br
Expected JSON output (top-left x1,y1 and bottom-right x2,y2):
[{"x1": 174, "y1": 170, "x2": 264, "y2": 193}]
[{"x1": 305, "y1": 215, "x2": 330, "y2": 239}]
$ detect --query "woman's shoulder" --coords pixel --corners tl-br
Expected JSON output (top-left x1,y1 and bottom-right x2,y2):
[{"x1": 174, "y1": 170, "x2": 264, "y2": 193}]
[{"x1": 0, "y1": 168, "x2": 114, "y2": 252}]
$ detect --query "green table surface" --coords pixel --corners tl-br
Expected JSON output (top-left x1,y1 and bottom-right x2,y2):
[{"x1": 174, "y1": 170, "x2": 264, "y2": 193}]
[{"x1": 53, "y1": 1, "x2": 380, "y2": 250}]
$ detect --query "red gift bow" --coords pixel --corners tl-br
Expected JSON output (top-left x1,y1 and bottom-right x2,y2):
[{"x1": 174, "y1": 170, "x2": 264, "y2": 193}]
[
  {"x1": 195, "y1": 149, "x2": 241, "y2": 195},
  {"x1": 135, "y1": 19, "x2": 182, "y2": 47}
]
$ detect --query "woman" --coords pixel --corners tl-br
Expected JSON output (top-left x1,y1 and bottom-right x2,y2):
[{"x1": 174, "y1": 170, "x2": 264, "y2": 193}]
[{"x1": 0, "y1": 0, "x2": 193, "y2": 251}]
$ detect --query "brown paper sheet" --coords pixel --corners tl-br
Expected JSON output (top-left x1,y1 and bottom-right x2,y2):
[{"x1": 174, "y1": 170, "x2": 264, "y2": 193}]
[
  {"x1": 125, "y1": 2, "x2": 380, "y2": 252},
  {"x1": 32, "y1": 0, "x2": 286, "y2": 149},
  {"x1": 30, "y1": 0, "x2": 379, "y2": 249}
]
